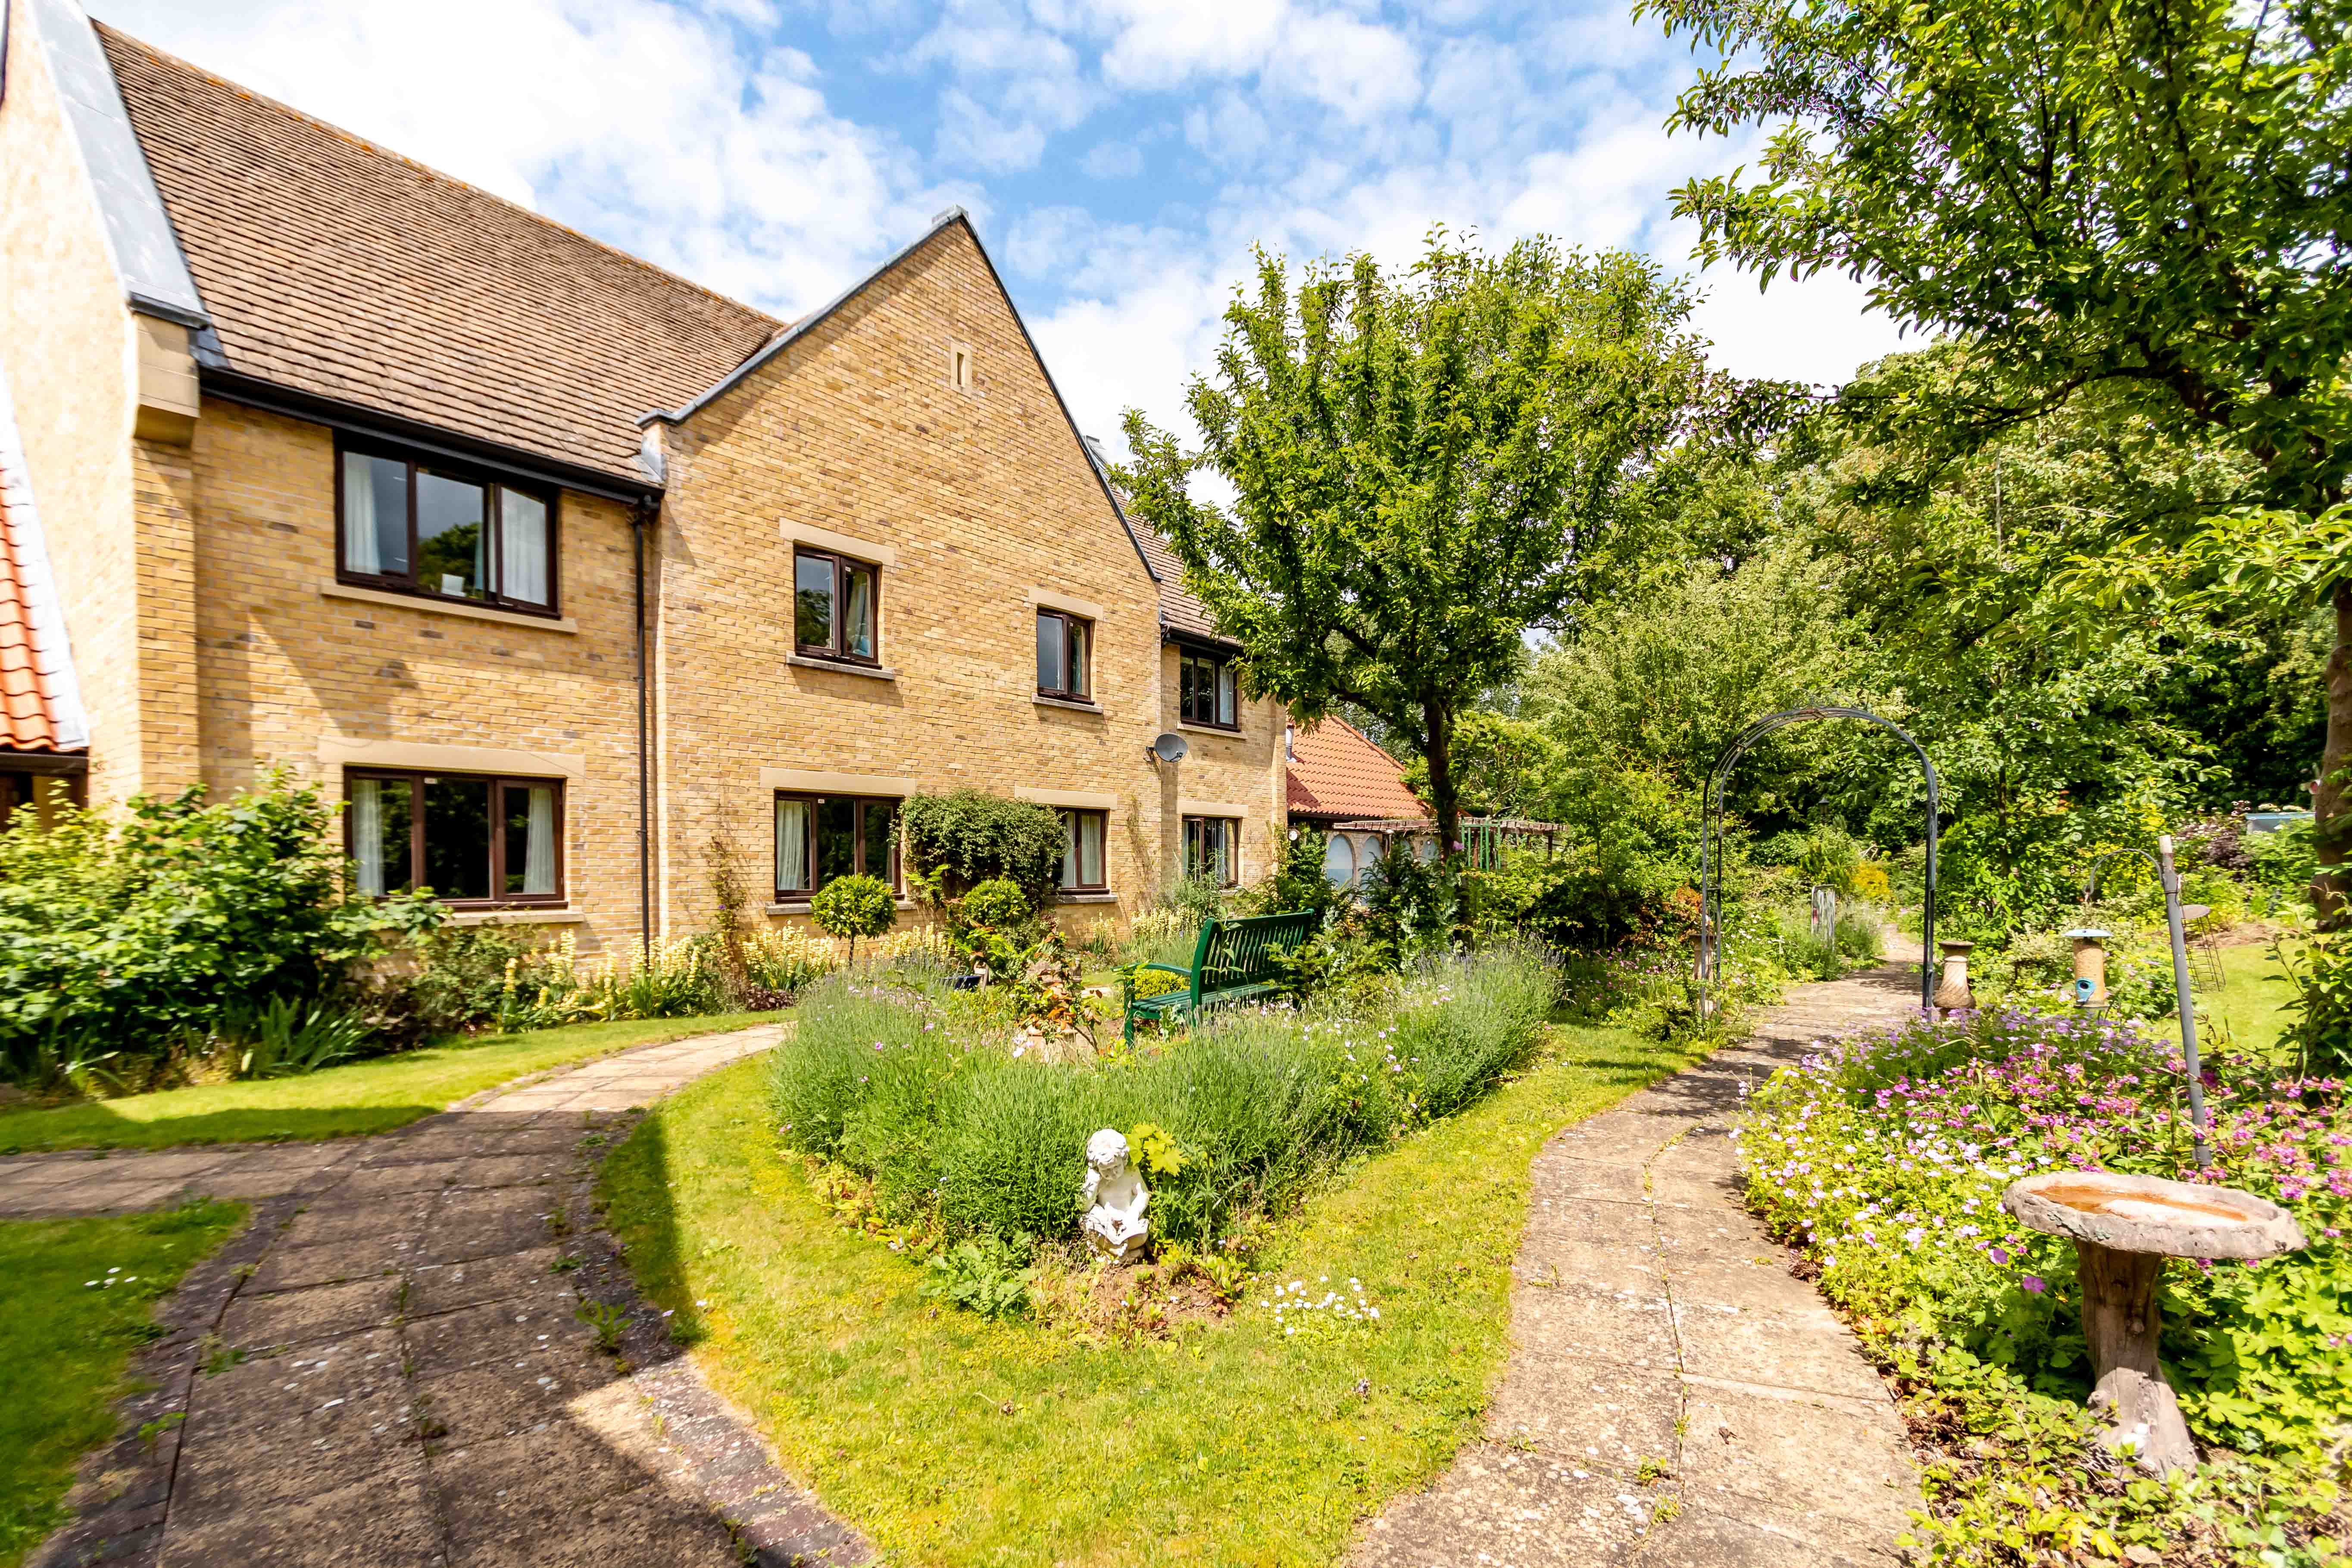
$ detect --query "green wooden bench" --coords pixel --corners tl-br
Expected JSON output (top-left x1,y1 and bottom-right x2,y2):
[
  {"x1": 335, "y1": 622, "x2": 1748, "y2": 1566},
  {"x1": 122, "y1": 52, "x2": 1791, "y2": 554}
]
[{"x1": 1121, "y1": 910, "x2": 1320, "y2": 1045}]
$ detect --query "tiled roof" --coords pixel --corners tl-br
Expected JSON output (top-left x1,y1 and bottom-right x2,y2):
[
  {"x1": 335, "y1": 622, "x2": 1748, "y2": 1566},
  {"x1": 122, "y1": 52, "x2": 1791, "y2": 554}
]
[
  {"x1": 1287, "y1": 719, "x2": 1424, "y2": 823},
  {"x1": 1129, "y1": 522, "x2": 1231, "y2": 644},
  {"x1": 96, "y1": 26, "x2": 784, "y2": 484},
  {"x1": 0, "y1": 376, "x2": 81, "y2": 754}
]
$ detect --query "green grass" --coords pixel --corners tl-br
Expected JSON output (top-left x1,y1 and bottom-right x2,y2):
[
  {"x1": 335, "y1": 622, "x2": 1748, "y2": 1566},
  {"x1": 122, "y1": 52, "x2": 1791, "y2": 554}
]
[
  {"x1": 0, "y1": 1012, "x2": 780, "y2": 1154},
  {"x1": 2201, "y1": 939, "x2": 2300, "y2": 1056},
  {"x1": 601, "y1": 1019, "x2": 1702, "y2": 1566},
  {"x1": 0, "y1": 1200, "x2": 244, "y2": 1565}
]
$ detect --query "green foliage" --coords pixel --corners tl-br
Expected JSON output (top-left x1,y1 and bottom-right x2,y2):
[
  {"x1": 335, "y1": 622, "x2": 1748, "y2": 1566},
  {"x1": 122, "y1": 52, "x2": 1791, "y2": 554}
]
[
  {"x1": 900, "y1": 791, "x2": 1064, "y2": 906},
  {"x1": 959, "y1": 878, "x2": 1030, "y2": 931},
  {"x1": 811, "y1": 874, "x2": 898, "y2": 960},
  {"x1": 221, "y1": 996, "x2": 372, "y2": 1080},
  {"x1": 1119, "y1": 229, "x2": 1754, "y2": 849},
  {"x1": 770, "y1": 946, "x2": 1559, "y2": 1254},
  {"x1": 1233, "y1": 826, "x2": 1337, "y2": 925},
  {"x1": 2249, "y1": 821, "x2": 2318, "y2": 903},
  {"x1": 2279, "y1": 933, "x2": 2352, "y2": 1079},
  {"x1": 1400, "y1": 711, "x2": 1559, "y2": 821},
  {"x1": 918, "y1": 1231, "x2": 1035, "y2": 1321},
  {"x1": 0, "y1": 775, "x2": 438, "y2": 1084}
]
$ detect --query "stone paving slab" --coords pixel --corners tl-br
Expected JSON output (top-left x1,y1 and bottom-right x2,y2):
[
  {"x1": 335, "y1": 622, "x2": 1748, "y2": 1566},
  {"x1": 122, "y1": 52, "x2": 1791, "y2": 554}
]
[
  {"x1": 19, "y1": 1019, "x2": 868, "y2": 1568},
  {"x1": 1347, "y1": 958, "x2": 1930, "y2": 1568}
]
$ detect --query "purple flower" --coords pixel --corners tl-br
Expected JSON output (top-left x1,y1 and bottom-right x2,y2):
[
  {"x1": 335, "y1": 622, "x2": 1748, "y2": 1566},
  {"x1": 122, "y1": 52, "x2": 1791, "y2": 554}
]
[
  {"x1": 2021, "y1": 1275, "x2": 2046, "y2": 1294},
  {"x1": 1987, "y1": 1246, "x2": 2009, "y2": 1265}
]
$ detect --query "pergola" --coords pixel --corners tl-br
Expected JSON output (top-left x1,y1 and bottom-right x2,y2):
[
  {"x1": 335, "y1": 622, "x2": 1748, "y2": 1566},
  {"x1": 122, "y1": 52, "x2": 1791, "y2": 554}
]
[{"x1": 1329, "y1": 815, "x2": 1561, "y2": 870}]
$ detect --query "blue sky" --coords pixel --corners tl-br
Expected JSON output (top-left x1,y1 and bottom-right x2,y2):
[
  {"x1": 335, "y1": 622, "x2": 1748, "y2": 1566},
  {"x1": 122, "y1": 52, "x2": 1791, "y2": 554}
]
[{"x1": 94, "y1": 0, "x2": 1911, "y2": 458}]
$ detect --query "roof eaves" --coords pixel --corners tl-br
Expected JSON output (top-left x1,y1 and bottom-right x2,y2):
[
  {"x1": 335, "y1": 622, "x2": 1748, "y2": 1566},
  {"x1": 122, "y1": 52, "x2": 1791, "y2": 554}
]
[{"x1": 31, "y1": 0, "x2": 209, "y2": 329}]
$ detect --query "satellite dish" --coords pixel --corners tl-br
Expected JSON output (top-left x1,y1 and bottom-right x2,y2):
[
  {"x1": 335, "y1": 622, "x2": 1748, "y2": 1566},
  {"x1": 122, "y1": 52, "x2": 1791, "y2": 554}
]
[{"x1": 1148, "y1": 732, "x2": 1190, "y2": 764}]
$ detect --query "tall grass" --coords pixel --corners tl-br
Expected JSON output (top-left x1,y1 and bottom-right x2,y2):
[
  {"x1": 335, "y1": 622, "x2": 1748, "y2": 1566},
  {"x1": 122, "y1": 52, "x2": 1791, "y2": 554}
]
[{"x1": 768, "y1": 945, "x2": 1561, "y2": 1247}]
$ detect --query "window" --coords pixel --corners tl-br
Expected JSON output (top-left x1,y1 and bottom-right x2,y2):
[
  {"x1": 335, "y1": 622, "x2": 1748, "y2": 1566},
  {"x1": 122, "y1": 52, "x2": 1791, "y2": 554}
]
[
  {"x1": 775, "y1": 793, "x2": 898, "y2": 900},
  {"x1": 347, "y1": 770, "x2": 563, "y2": 905},
  {"x1": 337, "y1": 444, "x2": 555, "y2": 614},
  {"x1": 1036, "y1": 609, "x2": 1092, "y2": 701},
  {"x1": 1322, "y1": 832, "x2": 1357, "y2": 889},
  {"x1": 794, "y1": 548, "x2": 879, "y2": 664},
  {"x1": 1058, "y1": 808, "x2": 1107, "y2": 893},
  {"x1": 1179, "y1": 648, "x2": 1239, "y2": 728},
  {"x1": 1183, "y1": 815, "x2": 1240, "y2": 887}
]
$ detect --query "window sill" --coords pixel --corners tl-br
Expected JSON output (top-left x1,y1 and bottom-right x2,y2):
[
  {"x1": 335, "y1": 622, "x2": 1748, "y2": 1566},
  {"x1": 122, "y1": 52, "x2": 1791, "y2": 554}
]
[
  {"x1": 448, "y1": 907, "x2": 584, "y2": 926},
  {"x1": 1033, "y1": 694, "x2": 1104, "y2": 715},
  {"x1": 321, "y1": 580, "x2": 576, "y2": 633},
  {"x1": 765, "y1": 896, "x2": 918, "y2": 915},
  {"x1": 1177, "y1": 720, "x2": 1244, "y2": 737},
  {"x1": 786, "y1": 654, "x2": 898, "y2": 682},
  {"x1": 1054, "y1": 890, "x2": 1118, "y2": 904}
]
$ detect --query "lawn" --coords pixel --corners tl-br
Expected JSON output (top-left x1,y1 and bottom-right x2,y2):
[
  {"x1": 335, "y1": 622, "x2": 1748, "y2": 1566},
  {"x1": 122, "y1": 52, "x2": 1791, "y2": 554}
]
[
  {"x1": 0, "y1": 1012, "x2": 780, "y2": 1155},
  {"x1": 600, "y1": 1019, "x2": 1702, "y2": 1567},
  {"x1": 2199, "y1": 937, "x2": 2299, "y2": 1056},
  {"x1": 0, "y1": 1200, "x2": 244, "y2": 1566}
]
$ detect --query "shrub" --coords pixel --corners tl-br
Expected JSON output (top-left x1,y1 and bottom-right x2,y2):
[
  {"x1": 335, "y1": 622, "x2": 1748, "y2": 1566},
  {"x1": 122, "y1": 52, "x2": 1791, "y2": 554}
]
[
  {"x1": 900, "y1": 791, "x2": 1064, "y2": 906},
  {"x1": 960, "y1": 878, "x2": 1030, "y2": 930},
  {"x1": 1743, "y1": 1006, "x2": 2350, "y2": 1560},
  {"x1": 2245, "y1": 818, "x2": 2316, "y2": 903},
  {"x1": 919, "y1": 1231, "x2": 1035, "y2": 1320},
  {"x1": 0, "y1": 775, "x2": 438, "y2": 1083},
  {"x1": 810, "y1": 875, "x2": 897, "y2": 964}
]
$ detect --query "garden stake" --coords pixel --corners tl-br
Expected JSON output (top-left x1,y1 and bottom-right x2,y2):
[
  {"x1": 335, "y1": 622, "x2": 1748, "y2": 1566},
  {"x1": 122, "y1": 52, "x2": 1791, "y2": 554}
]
[{"x1": 2156, "y1": 836, "x2": 2211, "y2": 1170}]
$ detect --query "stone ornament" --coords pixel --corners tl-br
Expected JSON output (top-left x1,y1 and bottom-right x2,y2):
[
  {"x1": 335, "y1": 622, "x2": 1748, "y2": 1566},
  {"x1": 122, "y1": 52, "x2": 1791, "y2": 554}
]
[
  {"x1": 1932, "y1": 939, "x2": 1976, "y2": 1015},
  {"x1": 1078, "y1": 1128, "x2": 1150, "y2": 1263},
  {"x1": 2002, "y1": 1170, "x2": 2306, "y2": 1476}
]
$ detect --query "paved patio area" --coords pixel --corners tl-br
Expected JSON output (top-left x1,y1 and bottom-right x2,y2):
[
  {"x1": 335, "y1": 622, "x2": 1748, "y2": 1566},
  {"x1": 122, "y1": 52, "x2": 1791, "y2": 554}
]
[
  {"x1": 1349, "y1": 958, "x2": 1931, "y2": 1568},
  {"x1": 16, "y1": 1022, "x2": 870, "y2": 1568}
]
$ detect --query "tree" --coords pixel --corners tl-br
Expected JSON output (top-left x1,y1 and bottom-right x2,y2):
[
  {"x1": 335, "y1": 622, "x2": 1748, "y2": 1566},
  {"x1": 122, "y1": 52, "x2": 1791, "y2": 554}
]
[
  {"x1": 1118, "y1": 231, "x2": 1749, "y2": 855},
  {"x1": 1639, "y1": 0, "x2": 2352, "y2": 911},
  {"x1": 809, "y1": 874, "x2": 896, "y2": 966}
]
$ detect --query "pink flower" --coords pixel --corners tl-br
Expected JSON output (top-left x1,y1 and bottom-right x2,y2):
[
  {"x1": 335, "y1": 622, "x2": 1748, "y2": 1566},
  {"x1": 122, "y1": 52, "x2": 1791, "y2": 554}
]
[
  {"x1": 1987, "y1": 1246, "x2": 2010, "y2": 1265},
  {"x1": 2021, "y1": 1276, "x2": 2046, "y2": 1294}
]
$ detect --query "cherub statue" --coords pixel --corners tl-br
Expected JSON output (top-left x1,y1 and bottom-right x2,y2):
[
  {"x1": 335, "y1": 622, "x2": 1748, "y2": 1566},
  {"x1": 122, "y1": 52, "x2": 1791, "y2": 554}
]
[{"x1": 1078, "y1": 1128, "x2": 1150, "y2": 1263}]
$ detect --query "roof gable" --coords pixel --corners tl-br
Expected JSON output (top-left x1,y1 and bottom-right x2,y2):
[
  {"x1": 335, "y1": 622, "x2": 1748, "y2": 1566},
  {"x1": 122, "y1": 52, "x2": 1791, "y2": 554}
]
[
  {"x1": 1287, "y1": 719, "x2": 1423, "y2": 822},
  {"x1": 94, "y1": 25, "x2": 782, "y2": 484}
]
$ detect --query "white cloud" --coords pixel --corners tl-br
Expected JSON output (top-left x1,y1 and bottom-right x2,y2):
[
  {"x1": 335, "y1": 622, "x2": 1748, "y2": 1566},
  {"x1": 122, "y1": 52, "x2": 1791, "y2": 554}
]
[{"x1": 1079, "y1": 139, "x2": 1144, "y2": 178}]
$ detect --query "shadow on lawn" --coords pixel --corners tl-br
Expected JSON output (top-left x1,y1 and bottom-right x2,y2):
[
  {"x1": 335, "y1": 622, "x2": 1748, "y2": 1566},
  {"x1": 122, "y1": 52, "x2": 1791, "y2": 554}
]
[{"x1": 0, "y1": 1105, "x2": 440, "y2": 1156}]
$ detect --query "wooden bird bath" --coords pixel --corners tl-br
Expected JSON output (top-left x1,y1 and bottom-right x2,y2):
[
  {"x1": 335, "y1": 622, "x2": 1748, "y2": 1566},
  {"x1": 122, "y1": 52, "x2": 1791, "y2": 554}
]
[{"x1": 2002, "y1": 1171, "x2": 2305, "y2": 1475}]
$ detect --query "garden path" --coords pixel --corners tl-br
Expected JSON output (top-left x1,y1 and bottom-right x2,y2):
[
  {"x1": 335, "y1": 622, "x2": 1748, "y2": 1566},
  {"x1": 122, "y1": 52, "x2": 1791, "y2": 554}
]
[
  {"x1": 1351, "y1": 956, "x2": 1933, "y2": 1568},
  {"x1": 15, "y1": 1021, "x2": 874, "y2": 1568}
]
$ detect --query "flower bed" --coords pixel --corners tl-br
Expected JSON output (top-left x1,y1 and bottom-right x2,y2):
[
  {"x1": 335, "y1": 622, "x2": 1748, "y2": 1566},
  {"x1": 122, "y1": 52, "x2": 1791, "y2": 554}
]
[
  {"x1": 769, "y1": 946, "x2": 1558, "y2": 1268},
  {"x1": 1743, "y1": 1008, "x2": 2349, "y2": 1566}
]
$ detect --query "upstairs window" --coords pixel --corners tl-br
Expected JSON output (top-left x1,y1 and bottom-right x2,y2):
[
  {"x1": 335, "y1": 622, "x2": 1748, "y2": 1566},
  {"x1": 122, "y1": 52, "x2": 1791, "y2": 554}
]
[
  {"x1": 1036, "y1": 609, "x2": 1092, "y2": 701},
  {"x1": 794, "y1": 547, "x2": 879, "y2": 664},
  {"x1": 1179, "y1": 648, "x2": 1238, "y2": 728},
  {"x1": 775, "y1": 793, "x2": 898, "y2": 901},
  {"x1": 338, "y1": 445, "x2": 555, "y2": 614},
  {"x1": 1057, "y1": 808, "x2": 1107, "y2": 892},
  {"x1": 347, "y1": 770, "x2": 563, "y2": 906}
]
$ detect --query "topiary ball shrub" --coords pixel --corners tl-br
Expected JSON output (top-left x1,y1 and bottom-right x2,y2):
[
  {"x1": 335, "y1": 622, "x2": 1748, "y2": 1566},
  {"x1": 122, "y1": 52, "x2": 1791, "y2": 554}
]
[
  {"x1": 961, "y1": 878, "x2": 1030, "y2": 930},
  {"x1": 810, "y1": 874, "x2": 897, "y2": 964}
]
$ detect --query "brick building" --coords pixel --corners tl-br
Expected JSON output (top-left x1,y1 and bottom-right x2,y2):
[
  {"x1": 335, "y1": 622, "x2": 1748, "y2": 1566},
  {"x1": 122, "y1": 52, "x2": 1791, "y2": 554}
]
[{"x1": 0, "y1": 0, "x2": 1285, "y2": 948}]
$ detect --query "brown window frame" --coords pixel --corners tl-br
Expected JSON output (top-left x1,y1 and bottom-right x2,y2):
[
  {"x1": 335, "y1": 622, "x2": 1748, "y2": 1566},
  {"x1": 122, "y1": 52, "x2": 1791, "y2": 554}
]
[
  {"x1": 1178, "y1": 647, "x2": 1240, "y2": 729},
  {"x1": 333, "y1": 438, "x2": 562, "y2": 618},
  {"x1": 773, "y1": 792, "x2": 901, "y2": 903},
  {"x1": 1056, "y1": 807, "x2": 1109, "y2": 893},
  {"x1": 1036, "y1": 608, "x2": 1093, "y2": 702},
  {"x1": 793, "y1": 547, "x2": 882, "y2": 666},
  {"x1": 1182, "y1": 815, "x2": 1241, "y2": 887},
  {"x1": 343, "y1": 768, "x2": 567, "y2": 909}
]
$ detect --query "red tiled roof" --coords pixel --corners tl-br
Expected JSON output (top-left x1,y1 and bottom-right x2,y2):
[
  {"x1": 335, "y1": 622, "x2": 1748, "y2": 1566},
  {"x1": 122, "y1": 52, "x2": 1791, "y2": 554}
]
[
  {"x1": 0, "y1": 401, "x2": 71, "y2": 753},
  {"x1": 96, "y1": 26, "x2": 784, "y2": 484},
  {"x1": 1287, "y1": 720, "x2": 1423, "y2": 822}
]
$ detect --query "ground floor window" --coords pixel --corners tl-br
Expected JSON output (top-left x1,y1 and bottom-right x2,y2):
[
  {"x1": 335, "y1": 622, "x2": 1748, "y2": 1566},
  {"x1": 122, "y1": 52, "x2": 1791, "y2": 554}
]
[
  {"x1": 1183, "y1": 815, "x2": 1240, "y2": 887},
  {"x1": 347, "y1": 770, "x2": 563, "y2": 904},
  {"x1": 1058, "y1": 808, "x2": 1107, "y2": 892},
  {"x1": 775, "y1": 793, "x2": 899, "y2": 900},
  {"x1": 1322, "y1": 830, "x2": 1358, "y2": 888}
]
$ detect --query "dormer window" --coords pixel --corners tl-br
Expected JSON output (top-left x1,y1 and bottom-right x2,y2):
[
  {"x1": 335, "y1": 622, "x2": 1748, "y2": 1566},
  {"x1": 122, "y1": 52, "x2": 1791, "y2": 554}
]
[{"x1": 337, "y1": 442, "x2": 556, "y2": 614}]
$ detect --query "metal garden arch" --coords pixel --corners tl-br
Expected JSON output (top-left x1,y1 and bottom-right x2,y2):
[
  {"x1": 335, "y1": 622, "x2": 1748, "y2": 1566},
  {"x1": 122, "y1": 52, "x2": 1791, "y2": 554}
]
[{"x1": 1696, "y1": 706, "x2": 1940, "y2": 1016}]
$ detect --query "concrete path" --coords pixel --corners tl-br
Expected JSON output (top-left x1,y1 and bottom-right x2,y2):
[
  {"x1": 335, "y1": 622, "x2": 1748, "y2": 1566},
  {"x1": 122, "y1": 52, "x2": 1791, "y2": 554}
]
[
  {"x1": 1351, "y1": 960, "x2": 1931, "y2": 1568},
  {"x1": 16, "y1": 1021, "x2": 873, "y2": 1568}
]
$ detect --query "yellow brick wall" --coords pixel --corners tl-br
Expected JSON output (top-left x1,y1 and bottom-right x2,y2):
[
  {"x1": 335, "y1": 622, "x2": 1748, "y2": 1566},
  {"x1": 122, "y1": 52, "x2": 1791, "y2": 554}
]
[
  {"x1": 1157, "y1": 642, "x2": 1290, "y2": 892},
  {"x1": 0, "y1": 0, "x2": 143, "y2": 800},
  {"x1": 184, "y1": 402, "x2": 652, "y2": 950},
  {"x1": 651, "y1": 222, "x2": 1284, "y2": 937}
]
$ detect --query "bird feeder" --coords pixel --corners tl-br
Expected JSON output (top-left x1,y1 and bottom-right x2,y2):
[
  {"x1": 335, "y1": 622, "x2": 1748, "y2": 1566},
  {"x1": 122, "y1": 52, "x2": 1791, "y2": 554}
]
[
  {"x1": 2002, "y1": 1171, "x2": 2305, "y2": 1475},
  {"x1": 1932, "y1": 938, "x2": 1975, "y2": 1016},
  {"x1": 2062, "y1": 927, "x2": 2111, "y2": 1008}
]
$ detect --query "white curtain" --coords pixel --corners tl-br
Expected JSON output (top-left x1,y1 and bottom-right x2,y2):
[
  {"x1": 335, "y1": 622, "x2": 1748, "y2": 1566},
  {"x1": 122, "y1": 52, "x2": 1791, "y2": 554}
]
[
  {"x1": 343, "y1": 453, "x2": 380, "y2": 574},
  {"x1": 1060, "y1": 812, "x2": 1080, "y2": 888},
  {"x1": 352, "y1": 778, "x2": 384, "y2": 895},
  {"x1": 522, "y1": 786, "x2": 556, "y2": 894},
  {"x1": 776, "y1": 799, "x2": 809, "y2": 891},
  {"x1": 500, "y1": 489, "x2": 549, "y2": 605}
]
